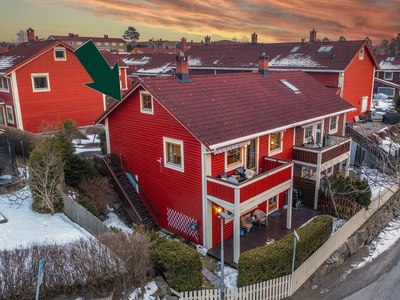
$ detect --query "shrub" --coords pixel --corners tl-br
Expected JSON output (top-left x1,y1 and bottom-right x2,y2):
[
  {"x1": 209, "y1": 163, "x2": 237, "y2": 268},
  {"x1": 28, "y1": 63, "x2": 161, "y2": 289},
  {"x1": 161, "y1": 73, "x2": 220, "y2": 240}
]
[
  {"x1": 149, "y1": 233, "x2": 202, "y2": 292},
  {"x1": 64, "y1": 155, "x2": 99, "y2": 188},
  {"x1": 0, "y1": 125, "x2": 41, "y2": 157},
  {"x1": 98, "y1": 130, "x2": 106, "y2": 154},
  {"x1": 78, "y1": 195, "x2": 99, "y2": 217},
  {"x1": 62, "y1": 119, "x2": 87, "y2": 141},
  {"x1": 79, "y1": 177, "x2": 113, "y2": 214},
  {"x1": 237, "y1": 215, "x2": 333, "y2": 287}
]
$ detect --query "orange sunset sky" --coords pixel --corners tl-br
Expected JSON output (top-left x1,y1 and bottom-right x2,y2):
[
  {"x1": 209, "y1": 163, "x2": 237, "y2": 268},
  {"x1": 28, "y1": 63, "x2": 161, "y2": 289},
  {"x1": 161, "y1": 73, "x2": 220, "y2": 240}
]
[{"x1": 0, "y1": 0, "x2": 399, "y2": 45}]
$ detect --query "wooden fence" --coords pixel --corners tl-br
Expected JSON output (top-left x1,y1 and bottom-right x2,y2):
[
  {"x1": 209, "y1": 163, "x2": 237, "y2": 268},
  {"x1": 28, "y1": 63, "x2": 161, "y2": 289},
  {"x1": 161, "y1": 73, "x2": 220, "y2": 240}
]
[
  {"x1": 317, "y1": 191, "x2": 363, "y2": 220},
  {"x1": 180, "y1": 186, "x2": 398, "y2": 300}
]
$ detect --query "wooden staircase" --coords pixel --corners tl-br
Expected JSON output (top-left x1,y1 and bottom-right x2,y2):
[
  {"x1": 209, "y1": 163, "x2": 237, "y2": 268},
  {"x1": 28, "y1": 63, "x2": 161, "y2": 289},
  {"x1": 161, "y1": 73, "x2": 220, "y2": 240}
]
[{"x1": 94, "y1": 154, "x2": 160, "y2": 232}]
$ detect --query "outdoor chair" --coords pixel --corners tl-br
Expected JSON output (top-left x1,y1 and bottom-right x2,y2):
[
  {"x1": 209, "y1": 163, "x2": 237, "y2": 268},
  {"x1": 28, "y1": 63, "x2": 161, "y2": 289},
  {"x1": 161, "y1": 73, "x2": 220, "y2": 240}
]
[
  {"x1": 253, "y1": 209, "x2": 267, "y2": 228},
  {"x1": 240, "y1": 216, "x2": 253, "y2": 236},
  {"x1": 235, "y1": 167, "x2": 247, "y2": 182},
  {"x1": 219, "y1": 172, "x2": 229, "y2": 181}
]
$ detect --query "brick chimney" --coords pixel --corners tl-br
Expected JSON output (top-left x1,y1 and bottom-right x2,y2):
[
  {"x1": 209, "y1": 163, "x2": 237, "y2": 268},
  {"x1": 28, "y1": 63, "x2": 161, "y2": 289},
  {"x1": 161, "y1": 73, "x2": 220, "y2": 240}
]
[
  {"x1": 27, "y1": 28, "x2": 35, "y2": 43},
  {"x1": 258, "y1": 52, "x2": 270, "y2": 78},
  {"x1": 309, "y1": 29, "x2": 317, "y2": 43},
  {"x1": 2, "y1": 42, "x2": 8, "y2": 53},
  {"x1": 104, "y1": 35, "x2": 108, "y2": 39},
  {"x1": 176, "y1": 51, "x2": 193, "y2": 83},
  {"x1": 181, "y1": 37, "x2": 187, "y2": 52},
  {"x1": 251, "y1": 32, "x2": 258, "y2": 44},
  {"x1": 205, "y1": 35, "x2": 211, "y2": 46}
]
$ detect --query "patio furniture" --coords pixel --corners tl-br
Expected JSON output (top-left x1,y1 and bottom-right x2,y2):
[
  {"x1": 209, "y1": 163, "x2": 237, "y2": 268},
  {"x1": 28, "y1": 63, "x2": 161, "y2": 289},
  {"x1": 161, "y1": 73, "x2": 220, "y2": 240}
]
[
  {"x1": 219, "y1": 172, "x2": 229, "y2": 181},
  {"x1": 235, "y1": 167, "x2": 247, "y2": 182},
  {"x1": 240, "y1": 216, "x2": 253, "y2": 235},
  {"x1": 245, "y1": 169, "x2": 256, "y2": 179},
  {"x1": 227, "y1": 176, "x2": 239, "y2": 184},
  {"x1": 253, "y1": 209, "x2": 267, "y2": 228}
]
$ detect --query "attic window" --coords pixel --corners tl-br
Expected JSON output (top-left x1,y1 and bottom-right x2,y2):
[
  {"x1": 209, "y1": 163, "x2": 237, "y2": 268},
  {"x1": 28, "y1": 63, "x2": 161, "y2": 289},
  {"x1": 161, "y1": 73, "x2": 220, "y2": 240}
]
[
  {"x1": 386, "y1": 57, "x2": 395, "y2": 62},
  {"x1": 54, "y1": 47, "x2": 66, "y2": 61},
  {"x1": 317, "y1": 45, "x2": 334, "y2": 52},
  {"x1": 279, "y1": 79, "x2": 301, "y2": 94},
  {"x1": 290, "y1": 46, "x2": 300, "y2": 53}
]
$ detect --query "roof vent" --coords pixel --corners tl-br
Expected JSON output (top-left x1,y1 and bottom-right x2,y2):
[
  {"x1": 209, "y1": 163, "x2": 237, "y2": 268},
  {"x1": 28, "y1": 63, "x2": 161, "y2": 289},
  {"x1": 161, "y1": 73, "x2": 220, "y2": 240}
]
[
  {"x1": 290, "y1": 46, "x2": 300, "y2": 53},
  {"x1": 280, "y1": 79, "x2": 301, "y2": 94},
  {"x1": 331, "y1": 54, "x2": 335, "y2": 59},
  {"x1": 149, "y1": 63, "x2": 153, "y2": 66},
  {"x1": 231, "y1": 55, "x2": 235, "y2": 59},
  {"x1": 210, "y1": 55, "x2": 214, "y2": 59}
]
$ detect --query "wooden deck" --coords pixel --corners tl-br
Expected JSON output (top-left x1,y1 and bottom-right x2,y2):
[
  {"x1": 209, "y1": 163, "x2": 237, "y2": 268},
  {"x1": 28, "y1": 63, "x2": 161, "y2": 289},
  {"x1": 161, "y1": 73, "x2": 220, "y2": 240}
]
[{"x1": 207, "y1": 207, "x2": 321, "y2": 267}]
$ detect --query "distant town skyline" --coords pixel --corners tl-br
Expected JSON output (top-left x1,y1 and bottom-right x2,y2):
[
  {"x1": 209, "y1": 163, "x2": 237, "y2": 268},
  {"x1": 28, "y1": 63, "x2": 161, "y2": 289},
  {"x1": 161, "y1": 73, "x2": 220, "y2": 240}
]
[{"x1": 0, "y1": 0, "x2": 399, "y2": 45}]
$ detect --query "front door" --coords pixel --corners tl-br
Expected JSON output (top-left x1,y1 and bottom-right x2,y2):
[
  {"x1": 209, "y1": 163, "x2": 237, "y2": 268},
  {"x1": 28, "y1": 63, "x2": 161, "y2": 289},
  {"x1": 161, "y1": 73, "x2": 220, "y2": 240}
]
[
  {"x1": 0, "y1": 107, "x2": 5, "y2": 125},
  {"x1": 246, "y1": 139, "x2": 257, "y2": 171}
]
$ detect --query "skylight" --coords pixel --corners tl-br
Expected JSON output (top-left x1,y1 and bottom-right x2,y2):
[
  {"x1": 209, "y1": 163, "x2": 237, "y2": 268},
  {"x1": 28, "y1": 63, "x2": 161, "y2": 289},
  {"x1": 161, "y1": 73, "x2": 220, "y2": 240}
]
[
  {"x1": 317, "y1": 45, "x2": 334, "y2": 53},
  {"x1": 386, "y1": 57, "x2": 395, "y2": 62},
  {"x1": 280, "y1": 79, "x2": 301, "y2": 94},
  {"x1": 290, "y1": 46, "x2": 300, "y2": 53}
]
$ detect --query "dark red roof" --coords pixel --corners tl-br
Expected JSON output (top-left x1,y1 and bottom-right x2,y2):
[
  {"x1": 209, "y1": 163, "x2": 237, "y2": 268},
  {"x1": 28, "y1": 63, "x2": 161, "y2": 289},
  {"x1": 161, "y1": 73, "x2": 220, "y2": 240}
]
[
  {"x1": 136, "y1": 40, "x2": 379, "y2": 74},
  {"x1": 97, "y1": 71, "x2": 354, "y2": 148},
  {"x1": 376, "y1": 54, "x2": 400, "y2": 71},
  {"x1": 0, "y1": 40, "x2": 73, "y2": 74},
  {"x1": 100, "y1": 51, "x2": 128, "y2": 68}
]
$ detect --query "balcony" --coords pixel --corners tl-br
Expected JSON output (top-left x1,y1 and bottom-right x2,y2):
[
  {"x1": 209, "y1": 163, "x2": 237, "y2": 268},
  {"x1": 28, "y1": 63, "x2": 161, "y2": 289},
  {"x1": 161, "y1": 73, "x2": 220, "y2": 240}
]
[{"x1": 293, "y1": 135, "x2": 352, "y2": 166}]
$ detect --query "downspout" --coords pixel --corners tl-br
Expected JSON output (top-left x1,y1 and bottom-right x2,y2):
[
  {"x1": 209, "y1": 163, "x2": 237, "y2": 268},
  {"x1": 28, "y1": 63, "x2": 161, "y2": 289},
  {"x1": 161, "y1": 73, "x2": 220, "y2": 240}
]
[{"x1": 201, "y1": 146, "x2": 213, "y2": 248}]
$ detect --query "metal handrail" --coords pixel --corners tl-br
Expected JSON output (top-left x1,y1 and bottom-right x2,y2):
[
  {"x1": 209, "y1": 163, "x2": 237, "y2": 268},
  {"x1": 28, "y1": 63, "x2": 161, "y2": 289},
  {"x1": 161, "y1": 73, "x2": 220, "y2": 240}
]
[{"x1": 119, "y1": 154, "x2": 160, "y2": 216}]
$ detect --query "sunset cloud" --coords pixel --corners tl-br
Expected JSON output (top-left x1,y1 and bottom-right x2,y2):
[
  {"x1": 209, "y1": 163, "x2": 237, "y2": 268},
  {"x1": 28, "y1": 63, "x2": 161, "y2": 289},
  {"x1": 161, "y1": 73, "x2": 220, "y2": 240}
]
[{"x1": 26, "y1": 0, "x2": 400, "y2": 43}]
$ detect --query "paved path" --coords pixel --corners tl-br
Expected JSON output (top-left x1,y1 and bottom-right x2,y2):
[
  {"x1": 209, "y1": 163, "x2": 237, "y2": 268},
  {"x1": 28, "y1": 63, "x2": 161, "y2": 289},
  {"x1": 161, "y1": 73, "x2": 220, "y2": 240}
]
[{"x1": 202, "y1": 267, "x2": 223, "y2": 289}]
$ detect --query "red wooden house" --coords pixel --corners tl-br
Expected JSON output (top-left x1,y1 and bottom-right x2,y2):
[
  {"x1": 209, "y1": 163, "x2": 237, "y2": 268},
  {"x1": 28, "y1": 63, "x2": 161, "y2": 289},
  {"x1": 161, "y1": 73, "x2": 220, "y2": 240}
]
[
  {"x1": 0, "y1": 28, "x2": 127, "y2": 133},
  {"x1": 133, "y1": 30, "x2": 379, "y2": 122},
  {"x1": 95, "y1": 53, "x2": 354, "y2": 263},
  {"x1": 374, "y1": 52, "x2": 400, "y2": 99}
]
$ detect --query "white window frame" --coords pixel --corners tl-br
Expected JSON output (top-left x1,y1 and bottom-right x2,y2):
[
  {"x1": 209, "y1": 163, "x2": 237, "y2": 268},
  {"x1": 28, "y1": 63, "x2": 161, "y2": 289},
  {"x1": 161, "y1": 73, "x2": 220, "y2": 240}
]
[
  {"x1": 301, "y1": 166, "x2": 314, "y2": 179},
  {"x1": 140, "y1": 90, "x2": 153, "y2": 114},
  {"x1": 163, "y1": 137, "x2": 184, "y2": 172},
  {"x1": 326, "y1": 166, "x2": 333, "y2": 176},
  {"x1": 225, "y1": 147, "x2": 244, "y2": 171},
  {"x1": 361, "y1": 96, "x2": 368, "y2": 112},
  {"x1": 31, "y1": 73, "x2": 50, "y2": 92},
  {"x1": 378, "y1": 87, "x2": 395, "y2": 97},
  {"x1": 384, "y1": 72, "x2": 393, "y2": 80},
  {"x1": 54, "y1": 47, "x2": 66, "y2": 61},
  {"x1": 0, "y1": 76, "x2": 9, "y2": 92},
  {"x1": 359, "y1": 48, "x2": 364, "y2": 60},
  {"x1": 5, "y1": 105, "x2": 14, "y2": 124},
  {"x1": 112, "y1": 42, "x2": 116, "y2": 46},
  {"x1": 119, "y1": 42, "x2": 124, "y2": 46},
  {"x1": 329, "y1": 116, "x2": 338, "y2": 134},
  {"x1": 302, "y1": 122, "x2": 323, "y2": 145},
  {"x1": 304, "y1": 126, "x2": 313, "y2": 143},
  {"x1": 269, "y1": 131, "x2": 283, "y2": 156},
  {"x1": 96, "y1": 42, "x2": 102, "y2": 46},
  {"x1": 104, "y1": 42, "x2": 109, "y2": 46}
]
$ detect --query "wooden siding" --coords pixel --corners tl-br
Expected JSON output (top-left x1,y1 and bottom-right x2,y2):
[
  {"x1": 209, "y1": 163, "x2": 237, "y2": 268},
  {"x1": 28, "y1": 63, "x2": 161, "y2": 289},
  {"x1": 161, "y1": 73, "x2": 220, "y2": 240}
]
[
  {"x1": 321, "y1": 141, "x2": 350, "y2": 164},
  {"x1": 207, "y1": 180, "x2": 235, "y2": 203},
  {"x1": 15, "y1": 47, "x2": 104, "y2": 132},
  {"x1": 107, "y1": 87, "x2": 204, "y2": 244},
  {"x1": 212, "y1": 204, "x2": 234, "y2": 246},
  {"x1": 271, "y1": 128, "x2": 294, "y2": 161},
  {"x1": 293, "y1": 148, "x2": 318, "y2": 164},
  {"x1": 307, "y1": 72, "x2": 339, "y2": 88},
  {"x1": 0, "y1": 77, "x2": 17, "y2": 128},
  {"x1": 293, "y1": 176, "x2": 316, "y2": 208},
  {"x1": 343, "y1": 45, "x2": 376, "y2": 121}
]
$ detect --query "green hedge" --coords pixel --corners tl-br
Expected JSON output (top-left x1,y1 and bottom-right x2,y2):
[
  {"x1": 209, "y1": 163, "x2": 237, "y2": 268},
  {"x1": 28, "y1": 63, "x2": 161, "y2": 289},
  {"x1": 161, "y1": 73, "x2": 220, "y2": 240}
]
[
  {"x1": 237, "y1": 215, "x2": 333, "y2": 287},
  {"x1": 79, "y1": 195, "x2": 99, "y2": 217},
  {"x1": 149, "y1": 234, "x2": 202, "y2": 292}
]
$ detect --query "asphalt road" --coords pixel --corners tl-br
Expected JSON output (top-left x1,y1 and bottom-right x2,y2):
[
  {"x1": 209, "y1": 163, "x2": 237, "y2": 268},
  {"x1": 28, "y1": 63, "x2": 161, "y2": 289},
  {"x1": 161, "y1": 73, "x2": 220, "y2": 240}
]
[{"x1": 289, "y1": 236, "x2": 400, "y2": 300}]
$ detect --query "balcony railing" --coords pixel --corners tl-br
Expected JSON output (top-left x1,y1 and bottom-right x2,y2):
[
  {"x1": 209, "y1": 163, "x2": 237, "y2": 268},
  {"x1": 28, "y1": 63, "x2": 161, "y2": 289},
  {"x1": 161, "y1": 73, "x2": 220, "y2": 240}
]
[
  {"x1": 206, "y1": 157, "x2": 293, "y2": 204},
  {"x1": 293, "y1": 135, "x2": 351, "y2": 165}
]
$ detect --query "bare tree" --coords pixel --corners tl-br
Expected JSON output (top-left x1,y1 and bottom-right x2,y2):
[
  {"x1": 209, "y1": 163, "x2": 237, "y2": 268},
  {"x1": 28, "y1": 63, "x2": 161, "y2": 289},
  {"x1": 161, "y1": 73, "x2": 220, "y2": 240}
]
[{"x1": 240, "y1": 35, "x2": 250, "y2": 43}]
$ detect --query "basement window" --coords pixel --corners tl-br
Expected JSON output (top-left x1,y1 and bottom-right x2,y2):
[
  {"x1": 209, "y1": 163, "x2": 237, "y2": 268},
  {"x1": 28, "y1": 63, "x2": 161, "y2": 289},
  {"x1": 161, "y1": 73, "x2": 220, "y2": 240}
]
[
  {"x1": 290, "y1": 46, "x2": 300, "y2": 53},
  {"x1": 279, "y1": 79, "x2": 301, "y2": 94},
  {"x1": 317, "y1": 45, "x2": 334, "y2": 52}
]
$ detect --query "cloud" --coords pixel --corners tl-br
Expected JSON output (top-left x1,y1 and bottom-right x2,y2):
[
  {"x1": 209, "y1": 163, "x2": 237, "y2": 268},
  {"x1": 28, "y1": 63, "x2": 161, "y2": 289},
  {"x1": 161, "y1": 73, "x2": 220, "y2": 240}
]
[{"x1": 26, "y1": 0, "x2": 400, "y2": 43}]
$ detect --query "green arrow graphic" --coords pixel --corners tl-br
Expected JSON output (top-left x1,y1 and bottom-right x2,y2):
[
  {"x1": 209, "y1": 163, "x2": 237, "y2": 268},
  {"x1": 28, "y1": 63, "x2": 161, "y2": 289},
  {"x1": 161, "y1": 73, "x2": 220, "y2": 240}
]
[{"x1": 74, "y1": 40, "x2": 121, "y2": 102}]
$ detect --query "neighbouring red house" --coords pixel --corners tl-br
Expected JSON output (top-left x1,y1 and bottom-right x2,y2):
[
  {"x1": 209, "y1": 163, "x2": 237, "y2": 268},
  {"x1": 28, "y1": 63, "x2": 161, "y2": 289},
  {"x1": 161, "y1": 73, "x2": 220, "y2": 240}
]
[
  {"x1": 95, "y1": 53, "x2": 354, "y2": 263},
  {"x1": 0, "y1": 28, "x2": 126, "y2": 132},
  {"x1": 374, "y1": 52, "x2": 400, "y2": 99},
  {"x1": 132, "y1": 30, "x2": 379, "y2": 122}
]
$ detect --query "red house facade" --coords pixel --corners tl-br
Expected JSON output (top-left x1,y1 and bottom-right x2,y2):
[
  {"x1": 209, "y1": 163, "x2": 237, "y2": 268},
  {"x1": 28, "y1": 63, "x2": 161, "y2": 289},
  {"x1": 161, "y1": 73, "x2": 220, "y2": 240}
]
[
  {"x1": 96, "y1": 54, "x2": 354, "y2": 263},
  {"x1": 0, "y1": 29, "x2": 127, "y2": 133}
]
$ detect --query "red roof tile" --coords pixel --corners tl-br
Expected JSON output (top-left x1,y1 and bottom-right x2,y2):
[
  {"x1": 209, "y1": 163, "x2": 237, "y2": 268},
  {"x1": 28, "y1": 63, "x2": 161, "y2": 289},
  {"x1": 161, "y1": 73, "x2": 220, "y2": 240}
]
[
  {"x1": 376, "y1": 54, "x2": 400, "y2": 70},
  {"x1": 97, "y1": 72, "x2": 355, "y2": 149},
  {"x1": 100, "y1": 51, "x2": 128, "y2": 68}
]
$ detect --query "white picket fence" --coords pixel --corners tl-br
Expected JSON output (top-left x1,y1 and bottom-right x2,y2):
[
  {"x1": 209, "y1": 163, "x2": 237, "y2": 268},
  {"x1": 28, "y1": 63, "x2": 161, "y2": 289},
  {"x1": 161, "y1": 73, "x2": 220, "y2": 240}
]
[{"x1": 181, "y1": 186, "x2": 398, "y2": 300}]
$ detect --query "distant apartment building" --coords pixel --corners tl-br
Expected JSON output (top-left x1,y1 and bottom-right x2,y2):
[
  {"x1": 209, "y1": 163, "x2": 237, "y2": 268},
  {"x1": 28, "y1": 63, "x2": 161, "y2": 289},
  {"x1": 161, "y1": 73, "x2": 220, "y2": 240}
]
[{"x1": 47, "y1": 34, "x2": 127, "y2": 52}]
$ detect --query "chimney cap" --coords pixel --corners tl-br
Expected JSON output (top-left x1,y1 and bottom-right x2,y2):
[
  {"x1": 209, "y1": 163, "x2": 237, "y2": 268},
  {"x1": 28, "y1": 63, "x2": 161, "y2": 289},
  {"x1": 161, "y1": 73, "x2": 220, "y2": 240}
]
[
  {"x1": 261, "y1": 52, "x2": 267, "y2": 57},
  {"x1": 179, "y1": 51, "x2": 185, "y2": 57}
]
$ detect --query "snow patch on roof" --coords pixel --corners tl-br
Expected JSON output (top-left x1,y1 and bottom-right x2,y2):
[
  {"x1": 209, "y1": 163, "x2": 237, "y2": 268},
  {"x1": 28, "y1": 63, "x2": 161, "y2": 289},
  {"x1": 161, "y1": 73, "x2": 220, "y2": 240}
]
[
  {"x1": 269, "y1": 53, "x2": 324, "y2": 68},
  {"x1": 137, "y1": 62, "x2": 174, "y2": 74},
  {"x1": 0, "y1": 56, "x2": 20, "y2": 71},
  {"x1": 213, "y1": 60, "x2": 219, "y2": 65},
  {"x1": 188, "y1": 56, "x2": 202, "y2": 66},
  {"x1": 123, "y1": 56, "x2": 152, "y2": 66},
  {"x1": 379, "y1": 61, "x2": 400, "y2": 70}
]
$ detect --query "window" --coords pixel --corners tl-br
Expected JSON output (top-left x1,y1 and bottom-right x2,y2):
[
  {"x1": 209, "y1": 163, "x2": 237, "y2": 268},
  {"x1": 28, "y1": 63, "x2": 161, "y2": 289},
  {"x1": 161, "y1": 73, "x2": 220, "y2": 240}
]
[
  {"x1": 304, "y1": 126, "x2": 313, "y2": 142},
  {"x1": 31, "y1": 74, "x2": 50, "y2": 92},
  {"x1": 329, "y1": 116, "x2": 338, "y2": 133},
  {"x1": 386, "y1": 57, "x2": 395, "y2": 62},
  {"x1": 326, "y1": 166, "x2": 333, "y2": 175},
  {"x1": 290, "y1": 46, "x2": 300, "y2": 53},
  {"x1": 119, "y1": 43, "x2": 124, "y2": 46},
  {"x1": 359, "y1": 48, "x2": 364, "y2": 60},
  {"x1": 97, "y1": 42, "x2": 102, "y2": 46},
  {"x1": 268, "y1": 196, "x2": 277, "y2": 210},
  {"x1": 270, "y1": 132, "x2": 282, "y2": 154},
  {"x1": 301, "y1": 166, "x2": 314, "y2": 179},
  {"x1": 0, "y1": 77, "x2": 9, "y2": 92},
  {"x1": 68, "y1": 41, "x2": 73, "y2": 45},
  {"x1": 104, "y1": 42, "x2": 109, "y2": 46},
  {"x1": 140, "y1": 91, "x2": 153, "y2": 114},
  {"x1": 384, "y1": 72, "x2": 393, "y2": 80},
  {"x1": 317, "y1": 45, "x2": 334, "y2": 52},
  {"x1": 226, "y1": 148, "x2": 242, "y2": 166},
  {"x1": 112, "y1": 42, "x2": 116, "y2": 46},
  {"x1": 378, "y1": 87, "x2": 395, "y2": 97},
  {"x1": 5, "y1": 105, "x2": 14, "y2": 124},
  {"x1": 279, "y1": 79, "x2": 300, "y2": 94},
  {"x1": 77, "y1": 41, "x2": 82, "y2": 45},
  {"x1": 0, "y1": 107, "x2": 5, "y2": 125},
  {"x1": 163, "y1": 138, "x2": 184, "y2": 172},
  {"x1": 54, "y1": 47, "x2": 66, "y2": 61},
  {"x1": 302, "y1": 122, "x2": 322, "y2": 145},
  {"x1": 361, "y1": 96, "x2": 368, "y2": 112}
]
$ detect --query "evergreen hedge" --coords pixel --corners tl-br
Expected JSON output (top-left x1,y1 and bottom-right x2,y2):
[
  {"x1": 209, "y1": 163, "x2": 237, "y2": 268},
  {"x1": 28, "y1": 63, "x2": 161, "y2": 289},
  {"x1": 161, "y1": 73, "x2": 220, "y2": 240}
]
[
  {"x1": 237, "y1": 215, "x2": 333, "y2": 287},
  {"x1": 149, "y1": 233, "x2": 202, "y2": 292}
]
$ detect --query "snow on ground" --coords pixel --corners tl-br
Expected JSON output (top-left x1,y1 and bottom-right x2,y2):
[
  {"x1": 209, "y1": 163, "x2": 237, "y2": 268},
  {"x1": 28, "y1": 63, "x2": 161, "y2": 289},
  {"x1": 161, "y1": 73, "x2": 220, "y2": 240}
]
[
  {"x1": 0, "y1": 186, "x2": 92, "y2": 250},
  {"x1": 73, "y1": 134, "x2": 101, "y2": 154},
  {"x1": 103, "y1": 211, "x2": 134, "y2": 233},
  {"x1": 129, "y1": 281, "x2": 158, "y2": 300},
  {"x1": 342, "y1": 216, "x2": 400, "y2": 279},
  {"x1": 216, "y1": 265, "x2": 238, "y2": 289}
]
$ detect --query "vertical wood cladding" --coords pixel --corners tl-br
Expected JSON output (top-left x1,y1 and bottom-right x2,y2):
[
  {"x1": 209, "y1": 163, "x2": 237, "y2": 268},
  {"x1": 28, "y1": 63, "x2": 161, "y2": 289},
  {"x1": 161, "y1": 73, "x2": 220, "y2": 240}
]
[
  {"x1": 0, "y1": 77, "x2": 16, "y2": 128},
  {"x1": 108, "y1": 88, "x2": 203, "y2": 244},
  {"x1": 16, "y1": 47, "x2": 104, "y2": 132}
]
